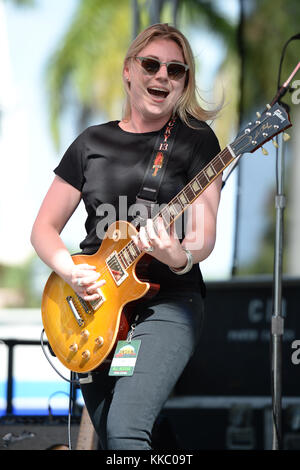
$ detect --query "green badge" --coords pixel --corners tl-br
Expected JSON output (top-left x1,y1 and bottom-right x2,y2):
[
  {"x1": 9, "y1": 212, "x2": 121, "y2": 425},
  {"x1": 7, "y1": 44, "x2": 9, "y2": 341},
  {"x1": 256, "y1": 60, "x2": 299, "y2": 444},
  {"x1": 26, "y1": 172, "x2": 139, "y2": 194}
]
[{"x1": 109, "y1": 340, "x2": 141, "y2": 376}]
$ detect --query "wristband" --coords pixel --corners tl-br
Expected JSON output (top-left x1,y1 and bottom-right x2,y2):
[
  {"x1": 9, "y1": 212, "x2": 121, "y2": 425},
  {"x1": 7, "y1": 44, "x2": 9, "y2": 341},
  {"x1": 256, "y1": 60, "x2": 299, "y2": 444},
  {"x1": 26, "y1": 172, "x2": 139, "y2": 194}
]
[{"x1": 169, "y1": 248, "x2": 193, "y2": 275}]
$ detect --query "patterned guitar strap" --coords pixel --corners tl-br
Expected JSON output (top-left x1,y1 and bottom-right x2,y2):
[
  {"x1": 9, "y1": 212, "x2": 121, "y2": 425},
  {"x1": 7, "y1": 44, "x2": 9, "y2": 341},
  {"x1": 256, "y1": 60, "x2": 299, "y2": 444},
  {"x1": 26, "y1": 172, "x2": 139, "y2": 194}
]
[
  {"x1": 134, "y1": 115, "x2": 179, "y2": 226},
  {"x1": 128, "y1": 115, "x2": 180, "y2": 334}
]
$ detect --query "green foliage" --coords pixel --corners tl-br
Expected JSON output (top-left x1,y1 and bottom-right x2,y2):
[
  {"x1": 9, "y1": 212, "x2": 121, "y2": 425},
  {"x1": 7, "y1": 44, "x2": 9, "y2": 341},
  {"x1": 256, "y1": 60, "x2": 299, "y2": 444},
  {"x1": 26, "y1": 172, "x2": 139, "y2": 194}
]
[
  {"x1": 4, "y1": 0, "x2": 35, "y2": 6},
  {"x1": 46, "y1": 0, "x2": 132, "y2": 149},
  {"x1": 0, "y1": 257, "x2": 41, "y2": 308},
  {"x1": 242, "y1": 0, "x2": 300, "y2": 111},
  {"x1": 235, "y1": 0, "x2": 299, "y2": 275},
  {"x1": 180, "y1": 0, "x2": 237, "y2": 52},
  {"x1": 237, "y1": 190, "x2": 285, "y2": 275},
  {"x1": 41, "y1": 0, "x2": 300, "y2": 279},
  {"x1": 46, "y1": 0, "x2": 237, "y2": 149}
]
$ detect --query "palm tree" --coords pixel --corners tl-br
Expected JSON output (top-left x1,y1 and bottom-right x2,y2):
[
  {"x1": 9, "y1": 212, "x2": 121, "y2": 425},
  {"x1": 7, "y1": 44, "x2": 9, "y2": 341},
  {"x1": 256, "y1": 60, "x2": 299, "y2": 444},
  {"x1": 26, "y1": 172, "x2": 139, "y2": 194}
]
[
  {"x1": 46, "y1": 0, "x2": 132, "y2": 149},
  {"x1": 6, "y1": 0, "x2": 35, "y2": 4},
  {"x1": 45, "y1": 0, "x2": 300, "y2": 276},
  {"x1": 45, "y1": 0, "x2": 236, "y2": 149},
  {"x1": 232, "y1": 0, "x2": 300, "y2": 275}
]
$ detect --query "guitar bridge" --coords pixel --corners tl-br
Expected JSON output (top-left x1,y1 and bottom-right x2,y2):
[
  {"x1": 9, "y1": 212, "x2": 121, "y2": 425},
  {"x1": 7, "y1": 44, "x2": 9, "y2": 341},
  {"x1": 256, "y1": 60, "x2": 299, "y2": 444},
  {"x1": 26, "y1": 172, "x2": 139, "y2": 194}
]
[
  {"x1": 66, "y1": 295, "x2": 84, "y2": 326},
  {"x1": 106, "y1": 251, "x2": 128, "y2": 286},
  {"x1": 66, "y1": 286, "x2": 106, "y2": 327}
]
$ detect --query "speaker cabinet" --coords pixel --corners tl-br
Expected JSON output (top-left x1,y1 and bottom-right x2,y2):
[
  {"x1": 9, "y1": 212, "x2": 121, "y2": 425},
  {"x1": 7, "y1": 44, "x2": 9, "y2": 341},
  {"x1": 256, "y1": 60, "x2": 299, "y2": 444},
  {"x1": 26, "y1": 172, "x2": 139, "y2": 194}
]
[
  {"x1": 0, "y1": 416, "x2": 79, "y2": 450},
  {"x1": 175, "y1": 277, "x2": 300, "y2": 397}
]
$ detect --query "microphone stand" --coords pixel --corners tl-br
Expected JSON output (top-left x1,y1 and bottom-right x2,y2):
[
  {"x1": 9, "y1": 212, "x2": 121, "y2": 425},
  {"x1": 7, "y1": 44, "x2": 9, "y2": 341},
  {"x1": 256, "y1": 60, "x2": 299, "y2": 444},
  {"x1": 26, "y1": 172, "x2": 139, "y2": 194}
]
[
  {"x1": 271, "y1": 129, "x2": 285, "y2": 450},
  {"x1": 221, "y1": 59, "x2": 299, "y2": 450},
  {"x1": 270, "y1": 58, "x2": 299, "y2": 451}
]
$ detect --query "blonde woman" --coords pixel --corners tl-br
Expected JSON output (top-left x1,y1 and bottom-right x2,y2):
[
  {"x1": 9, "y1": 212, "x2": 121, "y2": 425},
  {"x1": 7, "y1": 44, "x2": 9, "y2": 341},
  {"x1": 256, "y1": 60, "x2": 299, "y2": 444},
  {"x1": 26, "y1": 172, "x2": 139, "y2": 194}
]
[{"x1": 31, "y1": 23, "x2": 222, "y2": 450}]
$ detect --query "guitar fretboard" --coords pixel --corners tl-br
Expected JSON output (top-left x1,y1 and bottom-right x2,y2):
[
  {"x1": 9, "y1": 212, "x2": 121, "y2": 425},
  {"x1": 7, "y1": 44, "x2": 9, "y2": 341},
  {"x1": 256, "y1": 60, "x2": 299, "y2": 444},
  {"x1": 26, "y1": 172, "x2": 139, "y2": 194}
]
[{"x1": 118, "y1": 146, "x2": 236, "y2": 269}]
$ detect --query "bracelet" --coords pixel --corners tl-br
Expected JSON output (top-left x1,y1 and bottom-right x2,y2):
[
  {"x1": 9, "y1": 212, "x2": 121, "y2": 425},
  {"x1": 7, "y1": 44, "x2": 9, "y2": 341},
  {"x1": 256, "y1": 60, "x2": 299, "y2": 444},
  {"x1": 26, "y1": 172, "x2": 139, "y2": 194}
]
[{"x1": 169, "y1": 248, "x2": 194, "y2": 275}]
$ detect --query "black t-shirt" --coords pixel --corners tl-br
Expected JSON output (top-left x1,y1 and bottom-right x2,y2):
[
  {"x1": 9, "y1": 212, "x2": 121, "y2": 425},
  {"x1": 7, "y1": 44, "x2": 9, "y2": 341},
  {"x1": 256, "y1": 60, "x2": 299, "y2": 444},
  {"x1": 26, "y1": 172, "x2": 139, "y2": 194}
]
[{"x1": 54, "y1": 118, "x2": 220, "y2": 293}]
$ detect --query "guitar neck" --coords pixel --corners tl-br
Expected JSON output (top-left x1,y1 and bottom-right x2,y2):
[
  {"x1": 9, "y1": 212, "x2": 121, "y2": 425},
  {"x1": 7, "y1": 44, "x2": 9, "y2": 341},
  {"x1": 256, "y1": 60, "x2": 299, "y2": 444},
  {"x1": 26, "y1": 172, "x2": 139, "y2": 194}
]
[
  {"x1": 153, "y1": 145, "x2": 235, "y2": 229},
  {"x1": 117, "y1": 145, "x2": 236, "y2": 269},
  {"x1": 118, "y1": 101, "x2": 291, "y2": 268}
]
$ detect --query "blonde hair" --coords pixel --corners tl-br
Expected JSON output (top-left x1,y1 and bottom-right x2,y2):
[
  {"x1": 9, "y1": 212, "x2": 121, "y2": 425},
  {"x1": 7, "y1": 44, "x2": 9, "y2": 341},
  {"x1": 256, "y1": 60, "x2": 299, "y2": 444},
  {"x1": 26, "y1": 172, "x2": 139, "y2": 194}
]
[{"x1": 122, "y1": 23, "x2": 220, "y2": 126}]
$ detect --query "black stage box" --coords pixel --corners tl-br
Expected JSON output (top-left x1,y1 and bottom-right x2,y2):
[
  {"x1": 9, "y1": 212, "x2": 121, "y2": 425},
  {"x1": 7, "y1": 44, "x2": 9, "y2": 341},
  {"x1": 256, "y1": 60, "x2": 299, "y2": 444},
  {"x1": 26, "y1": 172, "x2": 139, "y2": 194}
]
[
  {"x1": 175, "y1": 276, "x2": 300, "y2": 397},
  {"x1": 157, "y1": 400, "x2": 300, "y2": 450},
  {"x1": 155, "y1": 405, "x2": 265, "y2": 450},
  {"x1": 0, "y1": 415, "x2": 80, "y2": 450}
]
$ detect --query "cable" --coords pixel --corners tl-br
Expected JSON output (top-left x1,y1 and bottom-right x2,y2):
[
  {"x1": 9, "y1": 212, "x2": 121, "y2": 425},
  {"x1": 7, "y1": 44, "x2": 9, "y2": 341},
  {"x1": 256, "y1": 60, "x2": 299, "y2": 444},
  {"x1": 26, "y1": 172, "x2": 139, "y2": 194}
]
[
  {"x1": 47, "y1": 390, "x2": 70, "y2": 416},
  {"x1": 40, "y1": 329, "x2": 80, "y2": 385},
  {"x1": 41, "y1": 330, "x2": 81, "y2": 450},
  {"x1": 68, "y1": 379, "x2": 73, "y2": 450},
  {"x1": 47, "y1": 390, "x2": 75, "y2": 450},
  {"x1": 277, "y1": 33, "x2": 300, "y2": 91}
]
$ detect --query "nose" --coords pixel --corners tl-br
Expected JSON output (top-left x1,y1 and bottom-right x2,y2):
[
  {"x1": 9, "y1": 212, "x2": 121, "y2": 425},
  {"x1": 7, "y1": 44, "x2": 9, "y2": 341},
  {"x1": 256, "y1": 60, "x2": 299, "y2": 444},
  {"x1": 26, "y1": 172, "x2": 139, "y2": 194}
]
[{"x1": 155, "y1": 63, "x2": 168, "y2": 79}]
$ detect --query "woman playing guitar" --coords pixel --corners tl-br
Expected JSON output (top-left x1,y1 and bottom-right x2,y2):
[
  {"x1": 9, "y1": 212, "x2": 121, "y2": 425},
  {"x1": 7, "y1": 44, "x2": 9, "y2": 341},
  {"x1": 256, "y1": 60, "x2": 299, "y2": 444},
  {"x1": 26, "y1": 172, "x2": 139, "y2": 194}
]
[{"x1": 31, "y1": 23, "x2": 222, "y2": 450}]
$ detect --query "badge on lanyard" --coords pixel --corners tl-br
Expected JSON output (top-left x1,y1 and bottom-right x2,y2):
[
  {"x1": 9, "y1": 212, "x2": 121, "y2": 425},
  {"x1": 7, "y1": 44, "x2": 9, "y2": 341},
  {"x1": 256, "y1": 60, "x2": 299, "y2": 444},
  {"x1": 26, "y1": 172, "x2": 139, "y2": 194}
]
[{"x1": 109, "y1": 340, "x2": 141, "y2": 376}]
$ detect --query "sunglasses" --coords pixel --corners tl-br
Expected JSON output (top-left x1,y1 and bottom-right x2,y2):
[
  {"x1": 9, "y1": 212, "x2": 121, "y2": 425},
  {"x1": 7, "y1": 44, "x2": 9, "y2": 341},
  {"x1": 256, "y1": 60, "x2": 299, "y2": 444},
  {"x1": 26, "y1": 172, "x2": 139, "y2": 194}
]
[{"x1": 135, "y1": 56, "x2": 189, "y2": 80}]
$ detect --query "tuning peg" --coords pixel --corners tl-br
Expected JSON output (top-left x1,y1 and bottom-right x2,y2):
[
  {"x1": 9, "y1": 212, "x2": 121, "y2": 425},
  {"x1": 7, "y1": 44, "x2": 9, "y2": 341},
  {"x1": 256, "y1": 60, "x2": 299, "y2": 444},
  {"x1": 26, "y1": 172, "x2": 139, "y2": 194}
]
[
  {"x1": 261, "y1": 147, "x2": 268, "y2": 156},
  {"x1": 272, "y1": 139, "x2": 279, "y2": 148},
  {"x1": 256, "y1": 111, "x2": 261, "y2": 118},
  {"x1": 266, "y1": 103, "x2": 271, "y2": 110},
  {"x1": 283, "y1": 132, "x2": 290, "y2": 142}
]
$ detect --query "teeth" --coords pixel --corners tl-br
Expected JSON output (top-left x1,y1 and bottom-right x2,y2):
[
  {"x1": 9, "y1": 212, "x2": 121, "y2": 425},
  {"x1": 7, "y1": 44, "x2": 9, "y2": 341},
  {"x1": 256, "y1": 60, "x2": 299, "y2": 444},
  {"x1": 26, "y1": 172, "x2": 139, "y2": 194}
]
[
  {"x1": 148, "y1": 87, "x2": 169, "y2": 98},
  {"x1": 150, "y1": 87, "x2": 168, "y2": 92}
]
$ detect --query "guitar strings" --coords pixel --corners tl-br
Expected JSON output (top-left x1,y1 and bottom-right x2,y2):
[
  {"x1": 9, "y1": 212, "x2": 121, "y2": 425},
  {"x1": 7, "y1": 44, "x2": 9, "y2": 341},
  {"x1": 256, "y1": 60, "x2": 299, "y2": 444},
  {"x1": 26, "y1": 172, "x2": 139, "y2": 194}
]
[
  {"x1": 81, "y1": 146, "x2": 231, "y2": 284},
  {"x1": 79, "y1": 114, "x2": 279, "y2": 292},
  {"x1": 79, "y1": 145, "x2": 246, "y2": 284}
]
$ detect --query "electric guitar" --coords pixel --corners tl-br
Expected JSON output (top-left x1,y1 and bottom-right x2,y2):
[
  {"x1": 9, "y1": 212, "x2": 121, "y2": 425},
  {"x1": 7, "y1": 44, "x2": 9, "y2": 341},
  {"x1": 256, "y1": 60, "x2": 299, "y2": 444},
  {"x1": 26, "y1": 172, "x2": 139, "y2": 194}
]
[{"x1": 41, "y1": 102, "x2": 291, "y2": 373}]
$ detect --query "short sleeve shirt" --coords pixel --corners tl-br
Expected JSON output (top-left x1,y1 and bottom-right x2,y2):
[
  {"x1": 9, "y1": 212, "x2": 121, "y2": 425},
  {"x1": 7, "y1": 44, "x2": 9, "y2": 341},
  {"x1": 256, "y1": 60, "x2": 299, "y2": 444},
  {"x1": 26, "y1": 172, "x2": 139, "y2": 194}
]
[{"x1": 54, "y1": 118, "x2": 220, "y2": 293}]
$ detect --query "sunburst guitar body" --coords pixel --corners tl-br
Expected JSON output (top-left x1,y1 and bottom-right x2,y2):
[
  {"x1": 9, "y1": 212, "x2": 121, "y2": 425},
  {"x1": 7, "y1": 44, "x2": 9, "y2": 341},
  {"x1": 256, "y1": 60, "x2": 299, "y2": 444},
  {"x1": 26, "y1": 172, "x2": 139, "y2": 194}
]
[{"x1": 41, "y1": 221, "x2": 158, "y2": 373}]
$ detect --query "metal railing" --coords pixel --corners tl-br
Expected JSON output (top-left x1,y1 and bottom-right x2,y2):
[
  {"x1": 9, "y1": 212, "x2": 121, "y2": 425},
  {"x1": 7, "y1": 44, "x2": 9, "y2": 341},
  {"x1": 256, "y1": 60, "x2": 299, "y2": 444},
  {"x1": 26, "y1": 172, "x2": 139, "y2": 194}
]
[{"x1": 0, "y1": 338, "x2": 80, "y2": 416}]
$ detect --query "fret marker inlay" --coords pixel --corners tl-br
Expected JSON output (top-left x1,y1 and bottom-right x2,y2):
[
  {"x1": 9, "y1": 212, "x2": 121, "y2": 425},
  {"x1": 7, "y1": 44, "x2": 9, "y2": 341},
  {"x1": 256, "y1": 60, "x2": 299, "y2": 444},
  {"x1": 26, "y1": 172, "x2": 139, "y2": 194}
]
[{"x1": 205, "y1": 165, "x2": 214, "y2": 179}]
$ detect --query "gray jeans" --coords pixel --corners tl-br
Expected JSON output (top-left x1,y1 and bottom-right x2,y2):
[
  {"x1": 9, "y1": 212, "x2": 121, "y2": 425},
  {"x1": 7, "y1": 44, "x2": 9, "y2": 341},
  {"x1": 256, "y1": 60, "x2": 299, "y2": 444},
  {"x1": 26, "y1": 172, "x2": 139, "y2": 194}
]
[{"x1": 80, "y1": 289, "x2": 204, "y2": 450}]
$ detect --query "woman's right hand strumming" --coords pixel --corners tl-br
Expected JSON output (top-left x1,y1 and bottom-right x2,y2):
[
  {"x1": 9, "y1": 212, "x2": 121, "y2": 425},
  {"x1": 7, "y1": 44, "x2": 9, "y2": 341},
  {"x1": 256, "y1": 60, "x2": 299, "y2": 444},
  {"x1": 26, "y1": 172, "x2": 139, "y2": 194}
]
[{"x1": 67, "y1": 263, "x2": 106, "y2": 302}]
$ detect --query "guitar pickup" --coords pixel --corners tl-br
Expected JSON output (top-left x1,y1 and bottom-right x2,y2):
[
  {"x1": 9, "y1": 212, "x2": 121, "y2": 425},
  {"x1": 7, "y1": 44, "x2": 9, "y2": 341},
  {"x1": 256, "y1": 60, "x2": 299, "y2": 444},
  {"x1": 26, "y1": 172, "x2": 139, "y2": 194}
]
[
  {"x1": 106, "y1": 251, "x2": 128, "y2": 286},
  {"x1": 89, "y1": 288, "x2": 106, "y2": 311}
]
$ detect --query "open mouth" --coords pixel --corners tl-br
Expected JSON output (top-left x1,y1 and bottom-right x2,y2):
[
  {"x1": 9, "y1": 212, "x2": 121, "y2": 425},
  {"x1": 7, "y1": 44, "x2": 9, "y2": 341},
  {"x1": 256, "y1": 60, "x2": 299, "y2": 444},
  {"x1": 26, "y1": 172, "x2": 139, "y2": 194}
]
[{"x1": 147, "y1": 88, "x2": 169, "y2": 99}]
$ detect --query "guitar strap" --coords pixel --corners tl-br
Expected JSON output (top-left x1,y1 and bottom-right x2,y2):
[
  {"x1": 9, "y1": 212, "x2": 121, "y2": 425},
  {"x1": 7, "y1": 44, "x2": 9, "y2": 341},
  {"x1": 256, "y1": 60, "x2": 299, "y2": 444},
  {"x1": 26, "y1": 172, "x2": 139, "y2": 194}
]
[{"x1": 135, "y1": 115, "x2": 179, "y2": 224}]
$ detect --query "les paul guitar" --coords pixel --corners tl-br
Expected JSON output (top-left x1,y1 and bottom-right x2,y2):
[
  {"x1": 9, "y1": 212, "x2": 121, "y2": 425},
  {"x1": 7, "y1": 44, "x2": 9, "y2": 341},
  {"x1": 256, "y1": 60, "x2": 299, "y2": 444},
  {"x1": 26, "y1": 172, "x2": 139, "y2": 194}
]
[{"x1": 41, "y1": 102, "x2": 291, "y2": 373}]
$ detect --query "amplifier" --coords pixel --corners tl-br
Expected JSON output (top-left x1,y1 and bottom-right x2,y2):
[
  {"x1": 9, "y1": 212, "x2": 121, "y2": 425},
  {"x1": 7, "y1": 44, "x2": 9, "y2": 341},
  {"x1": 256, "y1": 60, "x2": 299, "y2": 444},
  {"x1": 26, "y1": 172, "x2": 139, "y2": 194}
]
[
  {"x1": 0, "y1": 415, "x2": 80, "y2": 450},
  {"x1": 175, "y1": 276, "x2": 300, "y2": 397}
]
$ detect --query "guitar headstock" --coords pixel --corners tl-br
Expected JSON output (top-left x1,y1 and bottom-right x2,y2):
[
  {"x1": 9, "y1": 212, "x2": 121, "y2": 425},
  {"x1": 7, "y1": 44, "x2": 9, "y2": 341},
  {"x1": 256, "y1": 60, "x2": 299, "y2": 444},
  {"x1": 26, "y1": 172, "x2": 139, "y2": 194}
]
[{"x1": 231, "y1": 102, "x2": 292, "y2": 156}]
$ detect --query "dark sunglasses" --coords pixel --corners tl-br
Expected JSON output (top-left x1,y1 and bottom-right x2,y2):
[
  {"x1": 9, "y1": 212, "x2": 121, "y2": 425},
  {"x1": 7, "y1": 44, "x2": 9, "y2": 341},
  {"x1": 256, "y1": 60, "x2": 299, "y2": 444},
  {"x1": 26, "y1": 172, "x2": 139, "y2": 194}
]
[{"x1": 135, "y1": 56, "x2": 189, "y2": 80}]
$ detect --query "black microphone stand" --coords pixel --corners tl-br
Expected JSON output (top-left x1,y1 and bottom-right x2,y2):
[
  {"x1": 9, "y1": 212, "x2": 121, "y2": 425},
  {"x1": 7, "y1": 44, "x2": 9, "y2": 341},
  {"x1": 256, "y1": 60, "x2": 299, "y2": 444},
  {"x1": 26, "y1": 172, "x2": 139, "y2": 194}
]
[
  {"x1": 270, "y1": 39, "x2": 300, "y2": 450},
  {"x1": 221, "y1": 49, "x2": 299, "y2": 449},
  {"x1": 271, "y1": 127, "x2": 285, "y2": 451}
]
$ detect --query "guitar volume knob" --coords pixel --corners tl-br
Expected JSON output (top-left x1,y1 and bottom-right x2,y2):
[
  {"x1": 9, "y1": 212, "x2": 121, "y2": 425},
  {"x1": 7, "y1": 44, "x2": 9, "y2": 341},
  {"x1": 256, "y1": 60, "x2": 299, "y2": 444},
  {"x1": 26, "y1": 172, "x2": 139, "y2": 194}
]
[
  {"x1": 82, "y1": 350, "x2": 90, "y2": 360},
  {"x1": 80, "y1": 329, "x2": 90, "y2": 339},
  {"x1": 95, "y1": 336, "x2": 104, "y2": 347},
  {"x1": 69, "y1": 343, "x2": 78, "y2": 352}
]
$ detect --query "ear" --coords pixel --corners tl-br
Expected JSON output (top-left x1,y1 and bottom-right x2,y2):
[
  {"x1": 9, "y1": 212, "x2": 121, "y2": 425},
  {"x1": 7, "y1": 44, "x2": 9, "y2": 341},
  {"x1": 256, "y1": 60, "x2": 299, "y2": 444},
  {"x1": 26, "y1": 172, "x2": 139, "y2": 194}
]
[{"x1": 123, "y1": 62, "x2": 131, "y2": 83}]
